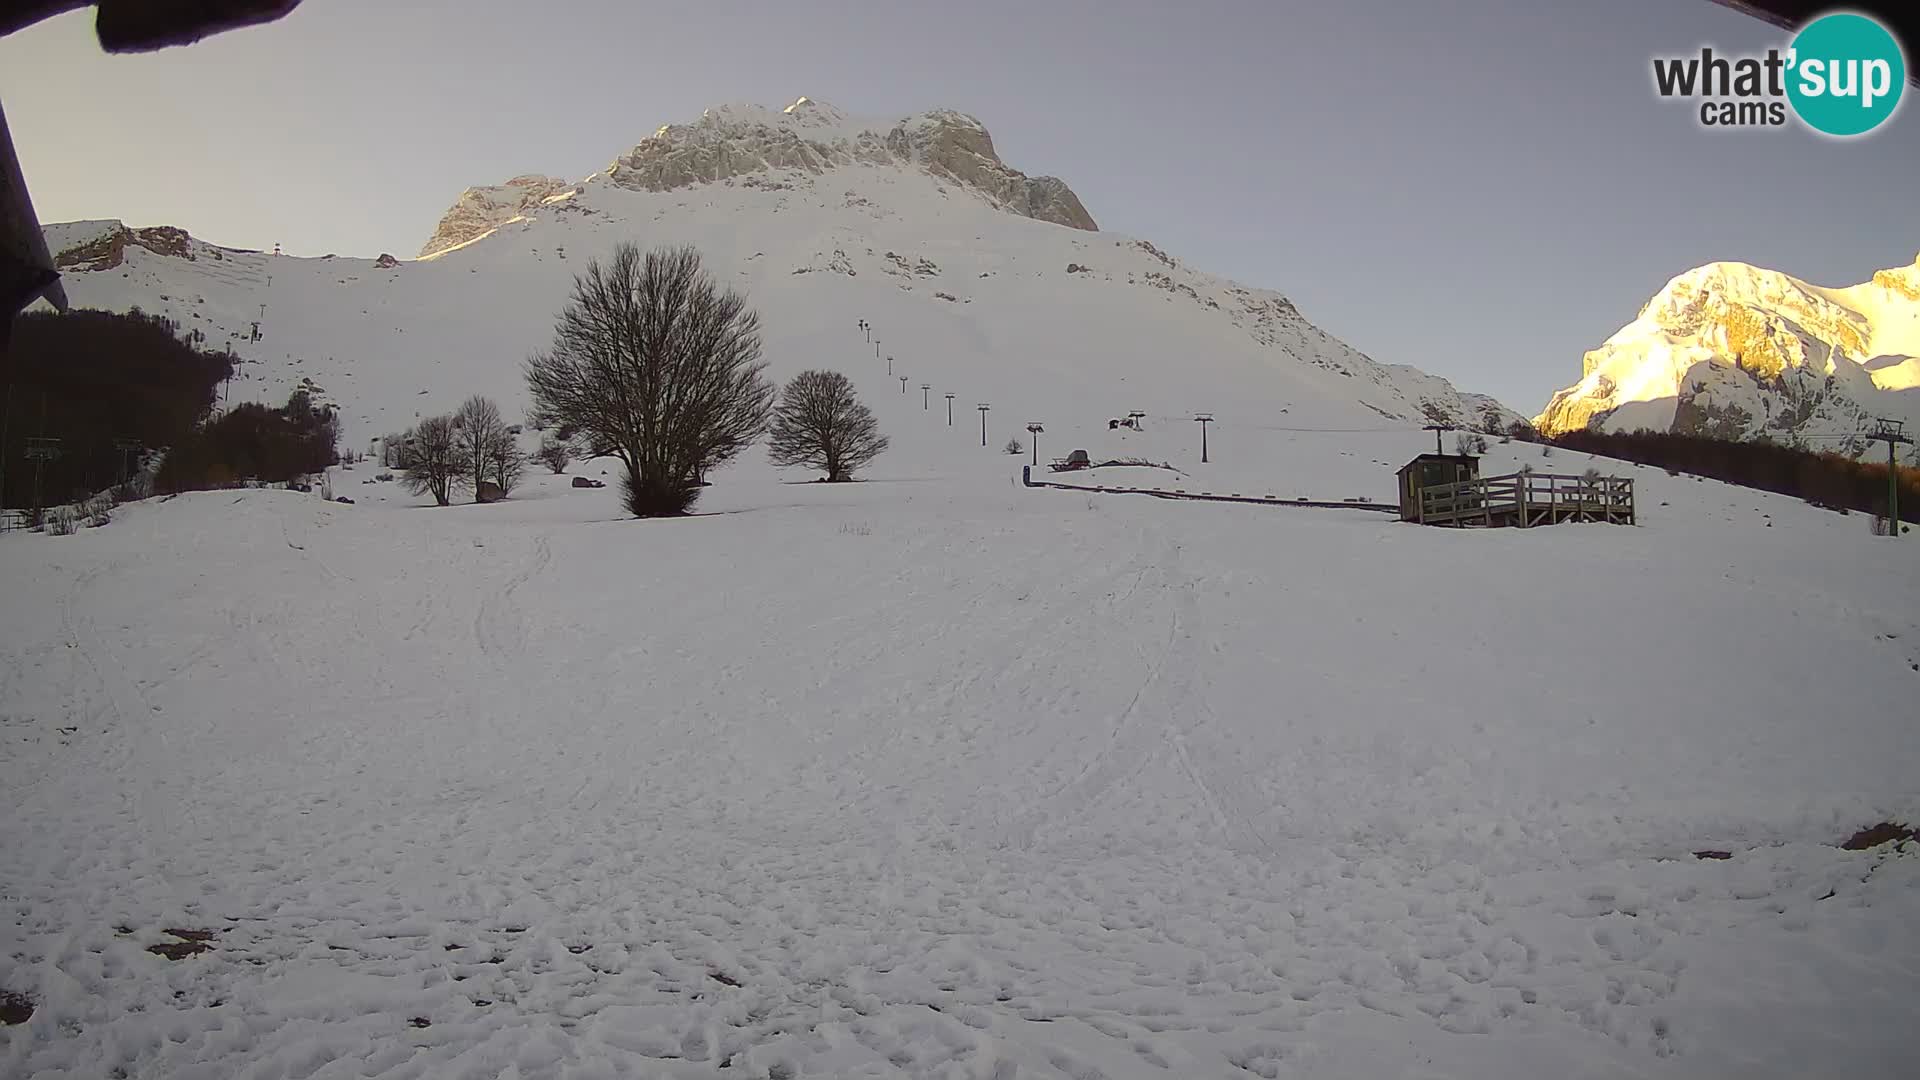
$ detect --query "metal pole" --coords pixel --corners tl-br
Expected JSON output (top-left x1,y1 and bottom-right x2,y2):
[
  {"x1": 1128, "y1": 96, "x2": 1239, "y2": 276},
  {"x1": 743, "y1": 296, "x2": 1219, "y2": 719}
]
[
  {"x1": 946, "y1": 394, "x2": 954, "y2": 426},
  {"x1": 0, "y1": 379, "x2": 11, "y2": 509},
  {"x1": 900, "y1": 375, "x2": 908, "y2": 394},
  {"x1": 978, "y1": 404, "x2": 990, "y2": 447},
  {"x1": 1892, "y1": 437, "x2": 1901, "y2": 537},
  {"x1": 921, "y1": 384, "x2": 930, "y2": 409},
  {"x1": 1872, "y1": 419, "x2": 1911, "y2": 537},
  {"x1": 1202, "y1": 422, "x2": 1209, "y2": 463}
]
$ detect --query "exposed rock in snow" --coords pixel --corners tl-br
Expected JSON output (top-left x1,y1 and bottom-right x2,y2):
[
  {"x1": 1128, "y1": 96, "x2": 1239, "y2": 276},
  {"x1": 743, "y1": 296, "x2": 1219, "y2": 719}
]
[
  {"x1": 51, "y1": 221, "x2": 198, "y2": 270},
  {"x1": 419, "y1": 175, "x2": 573, "y2": 258},
  {"x1": 1537, "y1": 254, "x2": 1920, "y2": 460},
  {"x1": 603, "y1": 98, "x2": 1098, "y2": 232}
]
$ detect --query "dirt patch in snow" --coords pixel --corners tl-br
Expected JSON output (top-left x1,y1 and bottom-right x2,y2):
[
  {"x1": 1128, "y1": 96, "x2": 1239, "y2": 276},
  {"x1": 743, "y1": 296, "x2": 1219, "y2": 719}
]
[
  {"x1": 1840, "y1": 821, "x2": 1916, "y2": 850},
  {"x1": 147, "y1": 928, "x2": 216, "y2": 960},
  {"x1": 0, "y1": 988, "x2": 32, "y2": 1024}
]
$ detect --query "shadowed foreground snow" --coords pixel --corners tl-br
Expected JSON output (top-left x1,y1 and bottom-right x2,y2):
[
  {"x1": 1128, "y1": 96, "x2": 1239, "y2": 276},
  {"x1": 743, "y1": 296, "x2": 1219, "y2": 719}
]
[{"x1": 2, "y1": 457, "x2": 1917, "y2": 1079}]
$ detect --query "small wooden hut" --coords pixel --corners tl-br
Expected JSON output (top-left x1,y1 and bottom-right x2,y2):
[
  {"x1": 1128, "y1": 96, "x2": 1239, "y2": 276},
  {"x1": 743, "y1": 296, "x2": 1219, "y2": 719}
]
[{"x1": 1396, "y1": 453, "x2": 1480, "y2": 522}]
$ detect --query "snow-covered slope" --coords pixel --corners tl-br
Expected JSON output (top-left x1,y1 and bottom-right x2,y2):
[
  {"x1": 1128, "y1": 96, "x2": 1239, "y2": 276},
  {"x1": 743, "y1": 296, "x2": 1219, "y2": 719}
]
[
  {"x1": 3, "y1": 442, "x2": 1917, "y2": 1079},
  {"x1": 39, "y1": 97, "x2": 1521, "y2": 462},
  {"x1": 1537, "y1": 256, "x2": 1920, "y2": 460},
  {"x1": 8, "y1": 97, "x2": 1919, "y2": 1080}
]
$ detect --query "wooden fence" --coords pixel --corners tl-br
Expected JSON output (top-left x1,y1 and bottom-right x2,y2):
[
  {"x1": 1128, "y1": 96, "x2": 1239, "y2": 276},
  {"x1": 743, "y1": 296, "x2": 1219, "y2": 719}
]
[{"x1": 1416, "y1": 471, "x2": 1634, "y2": 528}]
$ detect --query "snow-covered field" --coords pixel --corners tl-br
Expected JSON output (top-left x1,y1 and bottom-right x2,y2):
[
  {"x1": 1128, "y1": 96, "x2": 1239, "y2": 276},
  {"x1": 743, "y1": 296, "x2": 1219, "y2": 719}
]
[
  {"x1": 9, "y1": 97, "x2": 1918, "y2": 1079},
  {"x1": 4, "y1": 423, "x2": 1918, "y2": 1078}
]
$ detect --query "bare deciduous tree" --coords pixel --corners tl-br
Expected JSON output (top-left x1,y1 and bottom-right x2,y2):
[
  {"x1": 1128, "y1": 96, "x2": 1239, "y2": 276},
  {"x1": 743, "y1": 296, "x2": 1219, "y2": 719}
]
[
  {"x1": 380, "y1": 431, "x2": 412, "y2": 468},
  {"x1": 400, "y1": 414, "x2": 462, "y2": 506},
  {"x1": 534, "y1": 433, "x2": 574, "y2": 474},
  {"x1": 487, "y1": 431, "x2": 527, "y2": 496},
  {"x1": 767, "y1": 369, "x2": 889, "y2": 482},
  {"x1": 453, "y1": 395, "x2": 508, "y2": 503},
  {"x1": 525, "y1": 244, "x2": 774, "y2": 516}
]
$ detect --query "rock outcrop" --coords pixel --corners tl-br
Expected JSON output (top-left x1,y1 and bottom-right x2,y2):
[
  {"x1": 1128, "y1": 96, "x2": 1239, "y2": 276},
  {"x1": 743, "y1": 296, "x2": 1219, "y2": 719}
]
[
  {"x1": 53, "y1": 223, "x2": 196, "y2": 271},
  {"x1": 419, "y1": 176, "x2": 573, "y2": 258},
  {"x1": 604, "y1": 98, "x2": 1097, "y2": 232}
]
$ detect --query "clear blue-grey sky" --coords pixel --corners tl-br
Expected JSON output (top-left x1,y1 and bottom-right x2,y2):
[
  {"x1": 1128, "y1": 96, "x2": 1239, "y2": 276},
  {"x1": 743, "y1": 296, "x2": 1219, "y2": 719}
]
[{"x1": 2, "y1": 0, "x2": 1915, "y2": 412}]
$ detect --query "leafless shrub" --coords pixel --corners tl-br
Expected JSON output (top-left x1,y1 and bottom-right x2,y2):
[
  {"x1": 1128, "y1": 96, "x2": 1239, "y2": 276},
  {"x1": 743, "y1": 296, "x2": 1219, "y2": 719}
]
[{"x1": 534, "y1": 433, "x2": 574, "y2": 474}]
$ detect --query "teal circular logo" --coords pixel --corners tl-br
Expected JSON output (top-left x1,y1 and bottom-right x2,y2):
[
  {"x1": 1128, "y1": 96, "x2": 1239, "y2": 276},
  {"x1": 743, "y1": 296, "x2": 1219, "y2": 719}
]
[{"x1": 1787, "y1": 13, "x2": 1905, "y2": 136}]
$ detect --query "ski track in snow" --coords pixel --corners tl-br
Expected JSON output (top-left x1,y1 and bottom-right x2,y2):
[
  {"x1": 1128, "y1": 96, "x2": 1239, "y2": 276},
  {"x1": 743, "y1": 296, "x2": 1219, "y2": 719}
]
[{"x1": 3, "y1": 456, "x2": 1919, "y2": 1079}]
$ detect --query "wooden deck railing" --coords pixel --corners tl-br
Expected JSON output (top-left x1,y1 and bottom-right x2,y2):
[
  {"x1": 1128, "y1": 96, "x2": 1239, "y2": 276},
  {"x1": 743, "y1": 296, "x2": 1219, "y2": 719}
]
[{"x1": 1417, "y1": 471, "x2": 1634, "y2": 527}]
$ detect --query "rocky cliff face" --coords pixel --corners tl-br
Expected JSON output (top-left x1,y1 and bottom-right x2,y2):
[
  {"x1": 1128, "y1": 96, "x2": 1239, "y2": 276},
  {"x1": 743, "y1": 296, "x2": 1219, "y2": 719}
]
[
  {"x1": 878, "y1": 107, "x2": 1097, "y2": 232},
  {"x1": 52, "y1": 222, "x2": 198, "y2": 270},
  {"x1": 419, "y1": 175, "x2": 574, "y2": 258},
  {"x1": 590, "y1": 98, "x2": 1096, "y2": 232},
  {"x1": 1536, "y1": 255, "x2": 1920, "y2": 457}
]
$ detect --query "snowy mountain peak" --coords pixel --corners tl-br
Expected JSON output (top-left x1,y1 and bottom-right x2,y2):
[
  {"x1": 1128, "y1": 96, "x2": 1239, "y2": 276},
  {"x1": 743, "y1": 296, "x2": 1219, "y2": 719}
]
[
  {"x1": 420, "y1": 100, "x2": 1096, "y2": 255},
  {"x1": 598, "y1": 99, "x2": 1097, "y2": 232},
  {"x1": 779, "y1": 95, "x2": 843, "y2": 124},
  {"x1": 1537, "y1": 254, "x2": 1920, "y2": 458},
  {"x1": 1869, "y1": 252, "x2": 1920, "y2": 300}
]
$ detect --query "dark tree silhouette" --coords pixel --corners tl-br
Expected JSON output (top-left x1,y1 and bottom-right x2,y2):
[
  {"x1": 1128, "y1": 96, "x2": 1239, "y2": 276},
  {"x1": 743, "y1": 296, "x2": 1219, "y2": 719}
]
[
  {"x1": 485, "y1": 426, "x2": 526, "y2": 496},
  {"x1": 767, "y1": 370, "x2": 889, "y2": 481},
  {"x1": 525, "y1": 244, "x2": 773, "y2": 516},
  {"x1": 400, "y1": 414, "x2": 461, "y2": 506},
  {"x1": 1552, "y1": 428, "x2": 1918, "y2": 522},
  {"x1": 452, "y1": 394, "x2": 511, "y2": 502},
  {"x1": 4, "y1": 309, "x2": 230, "y2": 507},
  {"x1": 533, "y1": 433, "x2": 573, "y2": 473},
  {"x1": 156, "y1": 389, "x2": 338, "y2": 493}
]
